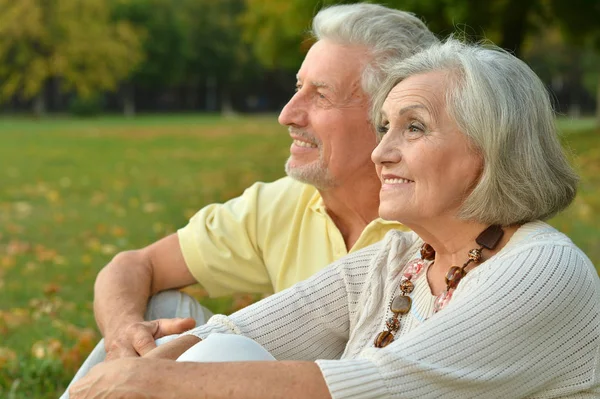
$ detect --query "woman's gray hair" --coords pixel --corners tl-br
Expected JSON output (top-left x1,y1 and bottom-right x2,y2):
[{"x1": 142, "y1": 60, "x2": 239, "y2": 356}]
[
  {"x1": 372, "y1": 38, "x2": 579, "y2": 225},
  {"x1": 311, "y1": 3, "x2": 438, "y2": 101}
]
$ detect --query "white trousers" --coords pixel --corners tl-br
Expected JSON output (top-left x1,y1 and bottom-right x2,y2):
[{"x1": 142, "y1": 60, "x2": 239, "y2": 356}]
[{"x1": 177, "y1": 333, "x2": 275, "y2": 362}]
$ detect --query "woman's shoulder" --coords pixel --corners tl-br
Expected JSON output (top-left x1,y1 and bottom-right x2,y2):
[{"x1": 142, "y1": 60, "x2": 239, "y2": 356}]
[
  {"x1": 468, "y1": 221, "x2": 599, "y2": 298},
  {"x1": 498, "y1": 221, "x2": 594, "y2": 268},
  {"x1": 506, "y1": 220, "x2": 574, "y2": 246}
]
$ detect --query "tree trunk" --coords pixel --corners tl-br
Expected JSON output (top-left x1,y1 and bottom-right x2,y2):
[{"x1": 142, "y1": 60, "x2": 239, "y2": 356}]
[
  {"x1": 499, "y1": 0, "x2": 536, "y2": 56},
  {"x1": 220, "y1": 86, "x2": 235, "y2": 117},
  {"x1": 51, "y1": 77, "x2": 62, "y2": 111},
  {"x1": 185, "y1": 82, "x2": 199, "y2": 111},
  {"x1": 33, "y1": 91, "x2": 46, "y2": 118},
  {"x1": 596, "y1": 78, "x2": 600, "y2": 129},
  {"x1": 206, "y1": 75, "x2": 217, "y2": 112},
  {"x1": 122, "y1": 83, "x2": 135, "y2": 118}
]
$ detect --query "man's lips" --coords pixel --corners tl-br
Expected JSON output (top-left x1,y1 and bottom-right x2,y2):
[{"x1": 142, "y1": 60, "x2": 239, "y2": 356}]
[
  {"x1": 290, "y1": 134, "x2": 318, "y2": 149},
  {"x1": 292, "y1": 138, "x2": 318, "y2": 148}
]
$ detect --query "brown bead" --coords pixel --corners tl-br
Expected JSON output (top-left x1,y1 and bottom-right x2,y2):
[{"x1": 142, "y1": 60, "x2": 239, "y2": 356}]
[
  {"x1": 386, "y1": 317, "x2": 400, "y2": 332},
  {"x1": 399, "y1": 279, "x2": 414, "y2": 294},
  {"x1": 468, "y1": 248, "x2": 482, "y2": 263},
  {"x1": 476, "y1": 225, "x2": 504, "y2": 250},
  {"x1": 390, "y1": 295, "x2": 412, "y2": 315},
  {"x1": 374, "y1": 330, "x2": 395, "y2": 348},
  {"x1": 420, "y1": 243, "x2": 435, "y2": 260},
  {"x1": 445, "y1": 266, "x2": 465, "y2": 289}
]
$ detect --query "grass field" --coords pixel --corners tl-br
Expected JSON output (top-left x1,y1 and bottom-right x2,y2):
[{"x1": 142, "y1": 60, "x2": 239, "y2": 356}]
[{"x1": 0, "y1": 115, "x2": 599, "y2": 398}]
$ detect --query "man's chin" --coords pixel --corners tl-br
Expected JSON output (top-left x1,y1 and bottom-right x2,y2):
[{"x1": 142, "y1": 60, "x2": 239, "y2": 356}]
[{"x1": 285, "y1": 160, "x2": 336, "y2": 190}]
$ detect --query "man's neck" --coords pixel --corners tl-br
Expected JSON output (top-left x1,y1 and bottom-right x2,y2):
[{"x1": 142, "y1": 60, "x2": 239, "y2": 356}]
[{"x1": 319, "y1": 175, "x2": 381, "y2": 251}]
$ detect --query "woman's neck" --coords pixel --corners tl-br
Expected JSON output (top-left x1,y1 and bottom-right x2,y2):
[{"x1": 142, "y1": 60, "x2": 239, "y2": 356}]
[{"x1": 406, "y1": 218, "x2": 519, "y2": 295}]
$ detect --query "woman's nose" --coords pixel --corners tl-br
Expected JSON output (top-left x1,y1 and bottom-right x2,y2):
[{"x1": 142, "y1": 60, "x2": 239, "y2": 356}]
[{"x1": 372, "y1": 132, "x2": 404, "y2": 167}]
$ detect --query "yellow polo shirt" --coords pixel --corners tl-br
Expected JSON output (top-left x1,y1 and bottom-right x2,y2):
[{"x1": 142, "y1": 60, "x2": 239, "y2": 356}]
[{"x1": 178, "y1": 177, "x2": 404, "y2": 297}]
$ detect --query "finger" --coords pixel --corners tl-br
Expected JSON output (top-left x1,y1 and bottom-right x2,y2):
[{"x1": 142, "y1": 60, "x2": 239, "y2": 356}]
[
  {"x1": 153, "y1": 317, "x2": 196, "y2": 338},
  {"x1": 132, "y1": 329, "x2": 158, "y2": 356}
]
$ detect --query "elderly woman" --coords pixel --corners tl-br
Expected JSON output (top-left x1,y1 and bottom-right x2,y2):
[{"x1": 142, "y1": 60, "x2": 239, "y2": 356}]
[{"x1": 70, "y1": 39, "x2": 600, "y2": 399}]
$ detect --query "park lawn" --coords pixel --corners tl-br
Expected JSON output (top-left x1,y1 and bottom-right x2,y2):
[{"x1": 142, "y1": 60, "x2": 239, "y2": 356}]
[{"x1": 0, "y1": 115, "x2": 599, "y2": 398}]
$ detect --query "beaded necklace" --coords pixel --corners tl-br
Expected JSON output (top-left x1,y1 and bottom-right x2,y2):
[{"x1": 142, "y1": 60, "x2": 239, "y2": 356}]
[{"x1": 374, "y1": 225, "x2": 504, "y2": 348}]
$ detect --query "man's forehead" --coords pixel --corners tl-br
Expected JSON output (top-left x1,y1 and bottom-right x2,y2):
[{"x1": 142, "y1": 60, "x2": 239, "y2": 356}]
[{"x1": 295, "y1": 40, "x2": 368, "y2": 89}]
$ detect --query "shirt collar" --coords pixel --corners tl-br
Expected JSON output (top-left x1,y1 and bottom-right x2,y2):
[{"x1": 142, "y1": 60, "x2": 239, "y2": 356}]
[{"x1": 308, "y1": 188, "x2": 403, "y2": 227}]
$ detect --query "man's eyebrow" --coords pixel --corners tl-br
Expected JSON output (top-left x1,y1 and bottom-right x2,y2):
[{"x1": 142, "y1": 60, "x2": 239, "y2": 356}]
[{"x1": 312, "y1": 81, "x2": 337, "y2": 93}]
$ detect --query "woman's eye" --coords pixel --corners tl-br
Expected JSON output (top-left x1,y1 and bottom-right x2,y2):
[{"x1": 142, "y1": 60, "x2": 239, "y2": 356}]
[{"x1": 407, "y1": 122, "x2": 425, "y2": 134}]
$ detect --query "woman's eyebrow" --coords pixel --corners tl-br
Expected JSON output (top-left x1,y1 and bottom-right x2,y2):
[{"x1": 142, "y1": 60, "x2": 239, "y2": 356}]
[{"x1": 398, "y1": 104, "x2": 426, "y2": 115}]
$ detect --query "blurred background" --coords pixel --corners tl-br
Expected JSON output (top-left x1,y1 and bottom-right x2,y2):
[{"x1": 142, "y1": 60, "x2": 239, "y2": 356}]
[{"x1": 0, "y1": 0, "x2": 599, "y2": 397}]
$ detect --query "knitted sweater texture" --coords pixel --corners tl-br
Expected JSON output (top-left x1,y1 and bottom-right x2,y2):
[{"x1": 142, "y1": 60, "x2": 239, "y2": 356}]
[{"x1": 186, "y1": 221, "x2": 600, "y2": 398}]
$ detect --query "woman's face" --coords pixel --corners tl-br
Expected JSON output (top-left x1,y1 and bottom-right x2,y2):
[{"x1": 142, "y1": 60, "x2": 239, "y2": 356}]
[{"x1": 371, "y1": 71, "x2": 483, "y2": 224}]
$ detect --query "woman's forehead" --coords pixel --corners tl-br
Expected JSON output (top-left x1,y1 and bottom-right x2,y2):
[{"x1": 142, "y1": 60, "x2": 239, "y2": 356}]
[{"x1": 382, "y1": 72, "x2": 450, "y2": 116}]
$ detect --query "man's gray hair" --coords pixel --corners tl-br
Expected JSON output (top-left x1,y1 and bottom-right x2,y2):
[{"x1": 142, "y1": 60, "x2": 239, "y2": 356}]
[
  {"x1": 372, "y1": 38, "x2": 579, "y2": 226},
  {"x1": 311, "y1": 3, "x2": 438, "y2": 101}
]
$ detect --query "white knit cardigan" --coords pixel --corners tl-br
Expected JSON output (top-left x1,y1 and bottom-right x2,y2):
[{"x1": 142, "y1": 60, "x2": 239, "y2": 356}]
[{"x1": 185, "y1": 221, "x2": 600, "y2": 398}]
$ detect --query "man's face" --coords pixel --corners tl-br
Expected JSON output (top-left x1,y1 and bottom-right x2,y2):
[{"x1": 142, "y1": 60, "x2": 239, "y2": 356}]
[{"x1": 278, "y1": 40, "x2": 378, "y2": 190}]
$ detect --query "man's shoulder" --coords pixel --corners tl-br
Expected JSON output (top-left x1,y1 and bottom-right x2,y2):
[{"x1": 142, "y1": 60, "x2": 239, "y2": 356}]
[
  {"x1": 247, "y1": 176, "x2": 318, "y2": 208},
  {"x1": 251, "y1": 176, "x2": 315, "y2": 194}
]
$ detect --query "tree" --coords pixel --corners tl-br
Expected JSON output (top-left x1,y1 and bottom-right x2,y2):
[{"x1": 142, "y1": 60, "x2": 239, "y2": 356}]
[
  {"x1": 0, "y1": 0, "x2": 144, "y2": 116},
  {"x1": 241, "y1": 0, "x2": 600, "y2": 121},
  {"x1": 181, "y1": 0, "x2": 259, "y2": 113},
  {"x1": 111, "y1": 0, "x2": 189, "y2": 116},
  {"x1": 549, "y1": 0, "x2": 600, "y2": 126}
]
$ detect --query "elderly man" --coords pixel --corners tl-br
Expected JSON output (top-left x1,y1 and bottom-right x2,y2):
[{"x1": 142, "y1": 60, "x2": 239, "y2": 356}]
[{"x1": 64, "y1": 3, "x2": 437, "y2": 397}]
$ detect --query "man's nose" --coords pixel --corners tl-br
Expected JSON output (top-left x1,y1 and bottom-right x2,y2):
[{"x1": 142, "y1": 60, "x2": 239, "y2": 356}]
[{"x1": 278, "y1": 93, "x2": 308, "y2": 127}]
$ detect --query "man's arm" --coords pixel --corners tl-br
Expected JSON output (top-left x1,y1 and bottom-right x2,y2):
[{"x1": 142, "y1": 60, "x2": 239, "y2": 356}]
[{"x1": 94, "y1": 233, "x2": 197, "y2": 359}]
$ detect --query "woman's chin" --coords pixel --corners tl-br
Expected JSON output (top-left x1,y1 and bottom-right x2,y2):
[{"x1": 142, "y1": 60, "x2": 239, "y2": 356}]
[{"x1": 378, "y1": 206, "x2": 410, "y2": 224}]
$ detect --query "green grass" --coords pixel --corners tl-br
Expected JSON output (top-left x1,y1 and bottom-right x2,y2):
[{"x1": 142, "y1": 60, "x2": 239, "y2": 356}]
[{"x1": 0, "y1": 114, "x2": 598, "y2": 398}]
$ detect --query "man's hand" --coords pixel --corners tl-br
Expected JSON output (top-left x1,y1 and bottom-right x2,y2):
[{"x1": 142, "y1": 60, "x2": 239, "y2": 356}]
[
  {"x1": 93, "y1": 234, "x2": 199, "y2": 361},
  {"x1": 105, "y1": 317, "x2": 196, "y2": 360}
]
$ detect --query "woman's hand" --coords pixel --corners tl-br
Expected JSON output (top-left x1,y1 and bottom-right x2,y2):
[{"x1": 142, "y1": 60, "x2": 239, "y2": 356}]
[
  {"x1": 69, "y1": 357, "x2": 331, "y2": 399},
  {"x1": 143, "y1": 334, "x2": 201, "y2": 360}
]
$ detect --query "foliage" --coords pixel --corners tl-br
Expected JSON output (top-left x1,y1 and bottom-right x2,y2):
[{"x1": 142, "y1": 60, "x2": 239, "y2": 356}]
[
  {"x1": 111, "y1": 0, "x2": 189, "y2": 89},
  {"x1": 181, "y1": 0, "x2": 257, "y2": 87},
  {"x1": 0, "y1": 0, "x2": 144, "y2": 104},
  {"x1": 0, "y1": 115, "x2": 598, "y2": 397},
  {"x1": 110, "y1": 0, "x2": 257, "y2": 112},
  {"x1": 240, "y1": 0, "x2": 600, "y2": 70},
  {"x1": 68, "y1": 95, "x2": 105, "y2": 117},
  {"x1": 241, "y1": 0, "x2": 319, "y2": 69},
  {"x1": 550, "y1": 0, "x2": 600, "y2": 46}
]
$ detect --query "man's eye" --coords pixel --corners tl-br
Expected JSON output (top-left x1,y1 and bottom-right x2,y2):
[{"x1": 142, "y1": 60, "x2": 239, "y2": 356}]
[
  {"x1": 376, "y1": 123, "x2": 389, "y2": 135},
  {"x1": 294, "y1": 86, "x2": 301, "y2": 93}
]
